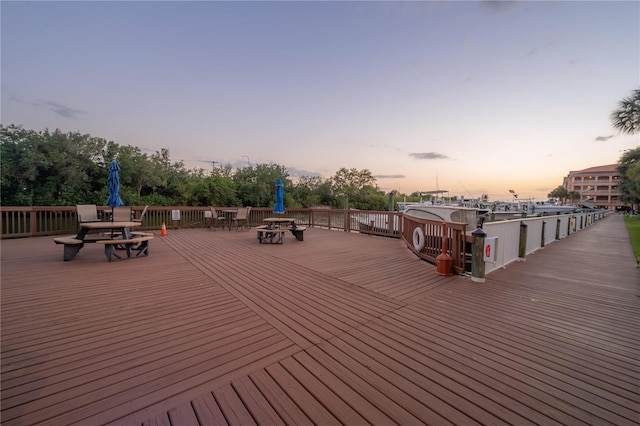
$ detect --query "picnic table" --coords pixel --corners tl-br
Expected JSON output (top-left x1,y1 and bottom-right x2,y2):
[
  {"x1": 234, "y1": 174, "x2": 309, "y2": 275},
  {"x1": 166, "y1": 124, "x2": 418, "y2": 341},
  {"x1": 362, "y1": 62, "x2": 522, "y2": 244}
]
[
  {"x1": 256, "y1": 218, "x2": 306, "y2": 243},
  {"x1": 221, "y1": 209, "x2": 238, "y2": 230},
  {"x1": 53, "y1": 221, "x2": 152, "y2": 262}
]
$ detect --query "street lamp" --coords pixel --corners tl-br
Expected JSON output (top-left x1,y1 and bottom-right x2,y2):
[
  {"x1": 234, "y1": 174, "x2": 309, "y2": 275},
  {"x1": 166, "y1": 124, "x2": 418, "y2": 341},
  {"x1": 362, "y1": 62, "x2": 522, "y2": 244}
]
[{"x1": 241, "y1": 155, "x2": 251, "y2": 166}]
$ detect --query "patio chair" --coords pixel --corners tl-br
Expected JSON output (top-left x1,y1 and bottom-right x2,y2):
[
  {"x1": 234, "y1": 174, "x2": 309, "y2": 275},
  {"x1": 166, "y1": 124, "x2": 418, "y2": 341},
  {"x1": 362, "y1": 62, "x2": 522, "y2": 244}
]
[
  {"x1": 76, "y1": 204, "x2": 102, "y2": 237},
  {"x1": 76, "y1": 204, "x2": 100, "y2": 223},
  {"x1": 112, "y1": 206, "x2": 132, "y2": 222},
  {"x1": 136, "y1": 205, "x2": 149, "y2": 223},
  {"x1": 209, "y1": 207, "x2": 226, "y2": 230},
  {"x1": 232, "y1": 207, "x2": 250, "y2": 231}
]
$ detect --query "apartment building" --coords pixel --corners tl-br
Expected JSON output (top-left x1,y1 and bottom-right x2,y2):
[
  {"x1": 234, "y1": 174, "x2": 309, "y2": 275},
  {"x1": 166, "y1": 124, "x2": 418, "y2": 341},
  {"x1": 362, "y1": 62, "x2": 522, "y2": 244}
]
[{"x1": 563, "y1": 164, "x2": 625, "y2": 210}]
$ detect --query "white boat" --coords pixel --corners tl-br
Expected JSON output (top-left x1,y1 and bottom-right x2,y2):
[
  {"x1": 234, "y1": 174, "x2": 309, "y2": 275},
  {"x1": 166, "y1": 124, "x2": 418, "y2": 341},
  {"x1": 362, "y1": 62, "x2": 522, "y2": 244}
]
[
  {"x1": 402, "y1": 205, "x2": 490, "y2": 228},
  {"x1": 529, "y1": 199, "x2": 578, "y2": 215},
  {"x1": 397, "y1": 200, "x2": 434, "y2": 212},
  {"x1": 488, "y1": 198, "x2": 578, "y2": 219}
]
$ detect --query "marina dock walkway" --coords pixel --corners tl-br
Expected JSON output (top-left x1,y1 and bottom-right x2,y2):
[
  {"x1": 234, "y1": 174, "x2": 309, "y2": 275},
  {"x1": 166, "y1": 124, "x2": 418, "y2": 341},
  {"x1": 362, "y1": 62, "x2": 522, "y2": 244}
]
[{"x1": 1, "y1": 214, "x2": 638, "y2": 425}]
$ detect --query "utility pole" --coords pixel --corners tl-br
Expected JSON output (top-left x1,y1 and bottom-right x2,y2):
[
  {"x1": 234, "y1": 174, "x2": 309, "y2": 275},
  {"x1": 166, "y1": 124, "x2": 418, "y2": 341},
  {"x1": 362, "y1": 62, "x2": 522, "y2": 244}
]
[{"x1": 241, "y1": 155, "x2": 251, "y2": 166}]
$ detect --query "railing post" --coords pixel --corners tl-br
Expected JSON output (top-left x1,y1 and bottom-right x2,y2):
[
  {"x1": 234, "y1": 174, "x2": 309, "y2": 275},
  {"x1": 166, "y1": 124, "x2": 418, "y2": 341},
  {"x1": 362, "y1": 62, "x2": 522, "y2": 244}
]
[
  {"x1": 541, "y1": 221, "x2": 546, "y2": 248},
  {"x1": 343, "y1": 195, "x2": 348, "y2": 232},
  {"x1": 30, "y1": 207, "x2": 38, "y2": 237},
  {"x1": 518, "y1": 221, "x2": 528, "y2": 261},
  {"x1": 556, "y1": 218, "x2": 561, "y2": 240},
  {"x1": 436, "y1": 223, "x2": 452, "y2": 276},
  {"x1": 471, "y1": 227, "x2": 487, "y2": 283}
]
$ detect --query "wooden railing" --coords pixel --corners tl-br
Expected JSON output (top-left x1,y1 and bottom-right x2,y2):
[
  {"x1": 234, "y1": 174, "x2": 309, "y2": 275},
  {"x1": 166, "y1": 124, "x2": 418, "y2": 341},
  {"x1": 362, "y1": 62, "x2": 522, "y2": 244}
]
[
  {"x1": 0, "y1": 205, "x2": 612, "y2": 277},
  {"x1": 400, "y1": 214, "x2": 468, "y2": 274},
  {"x1": 0, "y1": 206, "x2": 403, "y2": 240}
]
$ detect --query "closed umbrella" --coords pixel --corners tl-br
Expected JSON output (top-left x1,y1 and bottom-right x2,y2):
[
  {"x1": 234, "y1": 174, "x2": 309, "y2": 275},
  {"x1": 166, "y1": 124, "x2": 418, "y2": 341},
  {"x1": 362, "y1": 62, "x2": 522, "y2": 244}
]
[
  {"x1": 106, "y1": 160, "x2": 123, "y2": 220},
  {"x1": 273, "y1": 178, "x2": 285, "y2": 214}
]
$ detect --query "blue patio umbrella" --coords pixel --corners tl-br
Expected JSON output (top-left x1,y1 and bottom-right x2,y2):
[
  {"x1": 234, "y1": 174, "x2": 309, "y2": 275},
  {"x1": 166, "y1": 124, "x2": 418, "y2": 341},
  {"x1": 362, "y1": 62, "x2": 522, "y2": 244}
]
[
  {"x1": 273, "y1": 178, "x2": 285, "y2": 214},
  {"x1": 106, "y1": 160, "x2": 123, "y2": 212}
]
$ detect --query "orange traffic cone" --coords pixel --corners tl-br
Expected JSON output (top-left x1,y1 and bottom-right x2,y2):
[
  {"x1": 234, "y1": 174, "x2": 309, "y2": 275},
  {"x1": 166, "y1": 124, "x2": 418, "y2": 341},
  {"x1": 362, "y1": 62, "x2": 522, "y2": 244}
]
[{"x1": 160, "y1": 222, "x2": 168, "y2": 236}]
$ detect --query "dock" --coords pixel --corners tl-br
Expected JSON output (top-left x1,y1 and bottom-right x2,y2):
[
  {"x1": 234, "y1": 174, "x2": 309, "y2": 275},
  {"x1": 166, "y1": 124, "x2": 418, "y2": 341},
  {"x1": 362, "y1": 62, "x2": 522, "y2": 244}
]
[{"x1": 1, "y1": 214, "x2": 638, "y2": 425}]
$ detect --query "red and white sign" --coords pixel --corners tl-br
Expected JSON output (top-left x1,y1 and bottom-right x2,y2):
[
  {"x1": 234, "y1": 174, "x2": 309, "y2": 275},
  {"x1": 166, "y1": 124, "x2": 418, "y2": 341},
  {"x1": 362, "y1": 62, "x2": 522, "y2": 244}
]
[{"x1": 483, "y1": 237, "x2": 498, "y2": 262}]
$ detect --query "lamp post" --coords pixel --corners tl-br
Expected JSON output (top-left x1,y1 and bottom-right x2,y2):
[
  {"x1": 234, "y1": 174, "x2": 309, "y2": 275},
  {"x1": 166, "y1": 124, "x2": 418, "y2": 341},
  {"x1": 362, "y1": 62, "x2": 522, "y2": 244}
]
[{"x1": 241, "y1": 155, "x2": 251, "y2": 167}]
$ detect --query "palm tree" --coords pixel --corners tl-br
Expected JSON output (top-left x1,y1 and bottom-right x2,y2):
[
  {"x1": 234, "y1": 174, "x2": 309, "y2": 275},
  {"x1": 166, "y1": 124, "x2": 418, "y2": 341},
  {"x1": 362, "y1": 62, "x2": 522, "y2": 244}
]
[{"x1": 611, "y1": 89, "x2": 640, "y2": 134}]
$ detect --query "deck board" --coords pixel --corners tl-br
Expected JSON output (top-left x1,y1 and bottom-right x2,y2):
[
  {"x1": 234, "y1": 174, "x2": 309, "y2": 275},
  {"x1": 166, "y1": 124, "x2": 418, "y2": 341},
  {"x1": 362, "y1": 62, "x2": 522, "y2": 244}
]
[{"x1": 1, "y1": 215, "x2": 639, "y2": 425}]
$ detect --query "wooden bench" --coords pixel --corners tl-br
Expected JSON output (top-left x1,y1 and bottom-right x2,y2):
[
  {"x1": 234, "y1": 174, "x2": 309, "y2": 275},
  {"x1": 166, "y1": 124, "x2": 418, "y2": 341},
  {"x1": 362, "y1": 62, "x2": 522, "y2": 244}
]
[
  {"x1": 131, "y1": 231, "x2": 154, "y2": 237},
  {"x1": 53, "y1": 236, "x2": 84, "y2": 261},
  {"x1": 255, "y1": 227, "x2": 287, "y2": 244},
  {"x1": 287, "y1": 226, "x2": 307, "y2": 241},
  {"x1": 96, "y1": 236, "x2": 154, "y2": 262}
]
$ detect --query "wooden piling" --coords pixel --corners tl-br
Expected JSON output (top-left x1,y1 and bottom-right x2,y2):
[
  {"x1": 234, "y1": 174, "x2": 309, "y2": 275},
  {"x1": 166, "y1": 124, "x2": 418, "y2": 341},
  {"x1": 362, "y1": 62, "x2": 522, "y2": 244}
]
[
  {"x1": 471, "y1": 227, "x2": 487, "y2": 283},
  {"x1": 518, "y1": 221, "x2": 528, "y2": 261}
]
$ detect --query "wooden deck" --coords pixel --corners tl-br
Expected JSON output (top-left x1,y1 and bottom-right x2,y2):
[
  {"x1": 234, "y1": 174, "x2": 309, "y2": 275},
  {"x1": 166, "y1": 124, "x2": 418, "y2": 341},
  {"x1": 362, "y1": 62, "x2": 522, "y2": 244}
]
[{"x1": 1, "y1": 215, "x2": 638, "y2": 425}]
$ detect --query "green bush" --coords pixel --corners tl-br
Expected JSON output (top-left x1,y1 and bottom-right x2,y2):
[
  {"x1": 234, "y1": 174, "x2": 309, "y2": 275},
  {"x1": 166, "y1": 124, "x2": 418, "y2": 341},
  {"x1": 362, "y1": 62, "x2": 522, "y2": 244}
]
[{"x1": 623, "y1": 214, "x2": 640, "y2": 266}]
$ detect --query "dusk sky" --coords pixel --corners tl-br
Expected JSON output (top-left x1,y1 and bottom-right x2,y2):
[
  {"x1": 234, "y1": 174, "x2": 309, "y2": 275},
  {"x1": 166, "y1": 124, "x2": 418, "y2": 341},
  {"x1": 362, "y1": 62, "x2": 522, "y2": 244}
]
[{"x1": 2, "y1": 1, "x2": 639, "y2": 201}]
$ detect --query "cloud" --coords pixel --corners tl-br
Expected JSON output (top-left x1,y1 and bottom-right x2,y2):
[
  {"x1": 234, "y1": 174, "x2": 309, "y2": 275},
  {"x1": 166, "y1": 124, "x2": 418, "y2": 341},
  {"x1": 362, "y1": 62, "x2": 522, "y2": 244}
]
[
  {"x1": 525, "y1": 40, "x2": 556, "y2": 58},
  {"x1": 410, "y1": 152, "x2": 449, "y2": 160},
  {"x1": 595, "y1": 135, "x2": 615, "y2": 142},
  {"x1": 10, "y1": 96, "x2": 39, "y2": 107},
  {"x1": 40, "y1": 101, "x2": 84, "y2": 119},
  {"x1": 375, "y1": 174, "x2": 405, "y2": 179},
  {"x1": 286, "y1": 167, "x2": 322, "y2": 178},
  {"x1": 480, "y1": 1, "x2": 517, "y2": 12},
  {"x1": 10, "y1": 96, "x2": 84, "y2": 119},
  {"x1": 525, "y1": 48, "x2": 539, "y2": 57}
]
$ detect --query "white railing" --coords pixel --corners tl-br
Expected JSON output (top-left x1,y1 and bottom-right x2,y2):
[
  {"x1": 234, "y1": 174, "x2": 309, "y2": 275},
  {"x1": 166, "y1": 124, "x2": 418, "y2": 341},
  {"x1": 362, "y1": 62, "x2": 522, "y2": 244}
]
[{"x1": 482, "y1": 211, "x2": 609, "y2": 275}]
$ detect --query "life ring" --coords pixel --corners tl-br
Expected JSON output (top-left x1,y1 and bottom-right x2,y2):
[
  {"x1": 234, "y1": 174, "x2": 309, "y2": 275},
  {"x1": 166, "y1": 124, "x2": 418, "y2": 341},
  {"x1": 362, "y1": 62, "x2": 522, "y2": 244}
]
[{"x1": 412, "y1": 226, "x2": 425, "y2": 251}]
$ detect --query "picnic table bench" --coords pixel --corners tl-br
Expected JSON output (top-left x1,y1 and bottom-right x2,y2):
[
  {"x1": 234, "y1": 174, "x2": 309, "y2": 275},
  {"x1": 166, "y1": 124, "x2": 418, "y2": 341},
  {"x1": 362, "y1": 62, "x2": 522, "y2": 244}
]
[
  {"x1": 287, "y1": 225, "x2": 307, "y2": 241},
  {"x1": 54, "y1": 234, "x2": 154, "y2": 262},
  {"x1": 96, "y1": 235, "x2": 154, "y2": 262},
  {"x1": 255, "y1": 225, "x2": 307, "y2": 243},
  {"x1": 53, "y1": 236, "x2": 84, "y2": 261},
  {"x1": 255, "y1": 226, "x2": 287, "y2": 244}
]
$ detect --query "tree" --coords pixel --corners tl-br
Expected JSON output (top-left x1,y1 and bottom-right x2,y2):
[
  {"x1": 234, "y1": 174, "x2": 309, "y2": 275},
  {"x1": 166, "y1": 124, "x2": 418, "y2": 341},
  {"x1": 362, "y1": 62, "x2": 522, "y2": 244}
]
[
  {"x1": 232, "y1": 163, "x2": 290, "y2": 207},
  {"x1": 617, "y1": 146, "x2": 640, "y2": 208},
  {"x1": 115, "y1": 145, "x2": 156, "y2": 204},
  {"x1": 568, "y1": 191, "x2": 580, "y2": 203},
  {"x1": 611, "y1": 89, "x2": 640, "y2": 135},
  {"x1": 329, "y1": 167, "x2": 379, "y2": 208},
  {"x1": 548, "y1": 186, "x2": 569, "y2": 203},
  {"x1": 2, "y1": 123, "x2": 419, "y2": 210},
  {"x1": 290, "y1": 176, "x2": 325, "y2": 208},
  {"x1": 0, "y1": 125, "x2": 109, "y2": 205},
  {"x1": 148, "y1": 148, "x2": 190, "y2": 204}
]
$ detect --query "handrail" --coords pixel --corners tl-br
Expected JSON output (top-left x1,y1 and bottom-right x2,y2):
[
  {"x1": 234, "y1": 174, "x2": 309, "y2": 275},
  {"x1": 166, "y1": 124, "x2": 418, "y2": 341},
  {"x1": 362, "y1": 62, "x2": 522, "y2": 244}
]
[
  {"x1": 0, "y1": 206, "x2": 403, "y2": 240},
  {"x1": 401, "y1": 214, "x2": 468, "y2": 274},
  {"x1": 2, "y1": 206, "x2": 611, "y2": 278}
]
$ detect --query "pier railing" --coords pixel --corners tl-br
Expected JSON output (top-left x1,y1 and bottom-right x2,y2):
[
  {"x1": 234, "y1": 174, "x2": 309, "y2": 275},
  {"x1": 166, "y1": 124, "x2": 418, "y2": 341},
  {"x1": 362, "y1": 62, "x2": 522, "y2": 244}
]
[
  {"x1": 401, "y1": 215, "x2": 468, "y2": 274},
  {"x1": 399, "y1": 209, "x2": 611, "y2": 276},
  {"x1": 481, "y1": 210, "x2": 610, "y2": 274},
  {"x1": 0, "y1": 206, "x2": 611, "y2": 277},
  {"x1": 0, "y1": 206, "x2": 402, "y2": 239}
]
